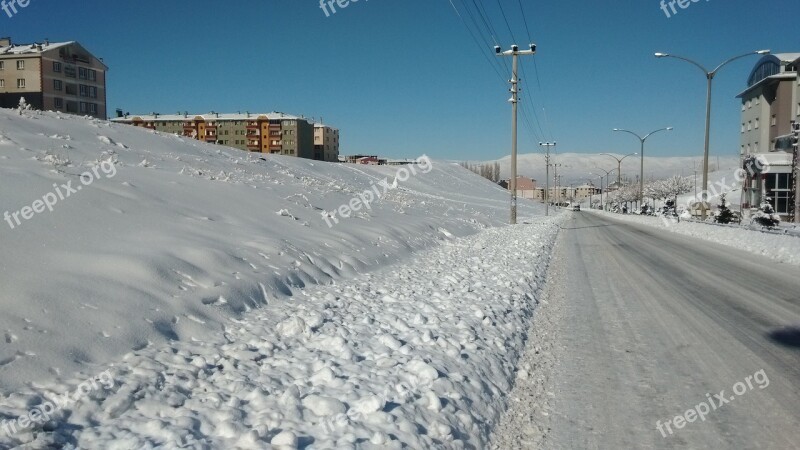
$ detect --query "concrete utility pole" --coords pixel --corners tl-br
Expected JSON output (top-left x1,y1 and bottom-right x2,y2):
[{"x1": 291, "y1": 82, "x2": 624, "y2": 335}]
[
  {"x1": 552, "y1": 163, "x2": 562, "y2": 207},
  {"x1": 655, "y1": 50, "x2": 769, "y2": 220},
  {"x1": 792, "y1": 120, "x2": 799, "y2": 223},
  {"x1": 496, "y1": 44, "x2": 536, "y2": 224},
  {"x1": 540, "y1": 142, "x2": 556, "y2": 216}
]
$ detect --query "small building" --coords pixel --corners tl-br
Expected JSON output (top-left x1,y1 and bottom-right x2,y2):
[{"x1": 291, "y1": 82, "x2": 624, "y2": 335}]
[
  {"x1": 499, "y1": 176, "x2": 537, "y2": 199},
  {"x1": 314, "y1": 123, "x2": 340, "y2": 162}
]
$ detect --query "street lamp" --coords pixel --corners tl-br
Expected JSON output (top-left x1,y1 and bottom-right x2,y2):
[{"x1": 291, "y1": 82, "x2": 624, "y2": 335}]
[
  {"x1": 592, "y1": 167, "x2": 617, "y2": 210},
  {"x1": 655, "y1": 50, "x2": 769, "y2": 219},
  {"x1": 613, "y1": 127, "x2": 673, "y2": 211},
  {"x1": 600, "y1": 152, "x2": 638, "y2": 189}
]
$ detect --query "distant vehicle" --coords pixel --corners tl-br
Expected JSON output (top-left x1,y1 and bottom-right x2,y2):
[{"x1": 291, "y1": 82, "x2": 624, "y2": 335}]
[{"x1": 572, "y1": 204, "x2": 581, "y2": 211}]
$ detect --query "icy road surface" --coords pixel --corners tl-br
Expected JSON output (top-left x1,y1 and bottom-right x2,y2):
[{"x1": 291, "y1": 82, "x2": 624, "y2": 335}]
[{"x1": 492, "y1": 211, "x2": 800, "y2": 449}]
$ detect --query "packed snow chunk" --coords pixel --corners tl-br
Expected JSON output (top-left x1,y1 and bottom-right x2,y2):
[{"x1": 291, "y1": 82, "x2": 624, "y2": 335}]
[
  {"x1": 271, "y1": 431, "x2": 299, "y2": 449},
  {"x1": 351, "y1": 394, "x2": 385, "y2": 415},
  {"x1": 301, "y1": 395, "x2": 348, "y2": 416},
  {"x1": 404, "y1": 359, "x2": 440, "y2": 385},
  {"x1": 276, "y1": 316, "x2": 309, "y2": 338}
]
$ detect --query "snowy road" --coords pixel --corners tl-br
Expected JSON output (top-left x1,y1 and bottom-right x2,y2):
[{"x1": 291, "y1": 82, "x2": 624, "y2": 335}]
[{"x1": 493, "y1": 211, "x2": 800, "y2": 449}]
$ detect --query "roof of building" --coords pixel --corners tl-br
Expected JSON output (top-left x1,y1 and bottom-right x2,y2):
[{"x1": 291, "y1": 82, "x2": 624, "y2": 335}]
[
  {"x1": 0, "y1": 41, "x2": 73, "y2": 56},
  {"x1": 738, "y1": 53, "x2": 800, "y2": 96},
  {"x1": 515, "y1": 177, "x2": 536, "y2": 190},
  {"x1": 313, "y1": 123, "x2": 339, "y2": 130},
  {"x1": 111, "y1": 112, "x2": 308, "y2": 122}
]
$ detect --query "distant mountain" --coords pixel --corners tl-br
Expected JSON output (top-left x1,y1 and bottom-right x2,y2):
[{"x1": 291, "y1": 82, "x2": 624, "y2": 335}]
[{"x1": 473, "y1": 153, "x2": 740, "y2": 186}]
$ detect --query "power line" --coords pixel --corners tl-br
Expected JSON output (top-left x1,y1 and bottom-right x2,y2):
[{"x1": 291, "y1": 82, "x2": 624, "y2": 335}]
[{"x1": 446, "y1": 0, "x2": 507, "y2": 85}]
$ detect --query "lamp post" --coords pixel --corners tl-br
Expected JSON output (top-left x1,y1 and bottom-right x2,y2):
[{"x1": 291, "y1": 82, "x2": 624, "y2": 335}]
[
  {"x1": 613, "y1": 127, "x2": 673, "y2": 211},
  {"x1": 655, "y1": 50, "x2": 770, "y2": 219},
  {"x1": 593, "y1": 167, "x2": 617, "y2": 210},
  {"x1": 600, "y1": 152, "x2": 637, "y2": 189}
]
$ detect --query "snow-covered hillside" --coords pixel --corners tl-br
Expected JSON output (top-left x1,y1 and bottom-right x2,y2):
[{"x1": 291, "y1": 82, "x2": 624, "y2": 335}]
[{"x1": 0, "y1": 108, "x2": 543, "y2": 395}]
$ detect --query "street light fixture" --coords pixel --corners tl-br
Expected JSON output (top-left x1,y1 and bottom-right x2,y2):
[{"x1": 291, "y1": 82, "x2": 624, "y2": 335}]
[
  {"x1": 613, "y1": 127, "x2": 673, "y2": 211},
  {"x1": 592, "y1": 167, "x2": 618, "y2": 210},
  {"x1": 600, "y1": 152, "x2": 638, "y2": 189},
  {"x1": 654, "y1": 50, "x2": 770, "y2": 219}
]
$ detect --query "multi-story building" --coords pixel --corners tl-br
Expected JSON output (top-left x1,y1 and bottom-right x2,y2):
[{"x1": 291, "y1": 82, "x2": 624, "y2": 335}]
[
  {"x1": 0, "y1": 37, "x2": 107, "y2": 118},
  {"x1": 314, "y1": 124, "x2": 340, "y2": 162},
  {"x1": 737, "y1": 53, "x2": 800, "y2": 220},
  {"x1": 112, "y1": 112, "x2": 339, "y2": 162}
]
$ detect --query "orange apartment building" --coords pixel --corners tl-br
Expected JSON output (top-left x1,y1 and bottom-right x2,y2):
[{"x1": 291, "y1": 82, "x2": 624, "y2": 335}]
[{"x1": 112, "y1": 112, "x2": 339, "y2": 162}]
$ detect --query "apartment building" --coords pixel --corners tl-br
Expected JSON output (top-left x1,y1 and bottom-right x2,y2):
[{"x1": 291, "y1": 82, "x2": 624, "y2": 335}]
[
  {"x1": 737, "y1": 53, "x2": 800, "y2": 220},
  {"x1": 314, "y1": 124, "x2": 340, "y2": 162},
  {"x1": 0, "y1": 37, "x2": 107, "y2": 118},
  {"x1": 112, "y1": 112, "x2": 339, "y2": 162}
]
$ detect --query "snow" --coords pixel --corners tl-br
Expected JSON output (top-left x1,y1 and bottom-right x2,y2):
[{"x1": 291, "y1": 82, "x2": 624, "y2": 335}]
[
  {"x1": 585, "y1": 209, "x2": 800, "y2": 266},
  {"x1": 0, "y1": 108, "x2": 560, "y2": 448}
]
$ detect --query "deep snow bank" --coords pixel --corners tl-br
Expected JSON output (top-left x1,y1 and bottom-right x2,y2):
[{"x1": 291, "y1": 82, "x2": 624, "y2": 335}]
[
  {"x1": 1, "y1": 217, "x2": 562, "y2": 449},
  {"x1": 0, "y1": 108, "x2": 542, "y2": 393}
]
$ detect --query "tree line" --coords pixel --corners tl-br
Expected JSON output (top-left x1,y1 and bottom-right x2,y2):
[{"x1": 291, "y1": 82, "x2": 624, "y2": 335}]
[{"x1": 459, "y1": 162, "x2": 501, "y2": 183}]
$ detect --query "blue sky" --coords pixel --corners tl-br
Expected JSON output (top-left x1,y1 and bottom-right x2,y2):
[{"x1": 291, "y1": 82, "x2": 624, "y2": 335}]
[{"x1": 2, "y1": 0, "x2": 795, "y2": 160}]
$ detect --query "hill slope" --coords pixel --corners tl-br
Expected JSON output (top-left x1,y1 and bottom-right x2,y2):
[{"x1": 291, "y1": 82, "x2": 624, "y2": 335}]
[{"x1": 0, "y1": 108, "x2": 542, "y2": 392}]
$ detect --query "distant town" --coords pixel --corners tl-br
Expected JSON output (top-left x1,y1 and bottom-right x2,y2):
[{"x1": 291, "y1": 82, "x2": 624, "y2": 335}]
[{"x1": 0, "y1": 36, "x2": 419, "y2": 167}]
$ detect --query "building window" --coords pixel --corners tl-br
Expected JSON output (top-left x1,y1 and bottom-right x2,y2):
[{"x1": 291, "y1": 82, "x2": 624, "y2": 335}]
[
  {"x1": 54, "y1": 79, "x2": 62, "y2": 91},
  {"x1": 89, "y1": 86, "x2": 97, "y2": 98},
  {"x1": 89, "y1": 103, "x2": 97, "y2": 114},
  {"x1": 747, "y1": 121, "x2": 752, "y2": 131},
  {"x1": 0, "y1": 61, "x2": 4, "y2": 70},
  {"x1": 88, "y1": 69, "x2": 97, "y2": 81},
  {"x1": 54, "y1": 98, "x2": 63, "y2": 109},
  {"x1": 755, "y1": 118, "x2": 759, "y2": 129},
  {"x1": 78, "y1": 67, "x2": 88, "y2": 79},
  {"x1": 746, "y1": 100, "x2": 751, "y2": 109},
  {"x1": 16, "y1": 60, "x2": 24, "y2": 70},
  {"x1": 741, "y1": 123, "x2": 745, "y2": 133},
  {"x1": 741, "y1": 103, "x2": 746, "y2": 112},
  {"x1": 767, "y1": 173, "x2": 791, "y2": 215},
  {"x1": 16, "y1": 78, "x2": 25, "y2": 88},
  {"x1": 771, "y1": 115, "x2": 777, "y2": 126},
  {"x1": 53, "y1": 62, "x2": 62, "y2": 73},
  {"x1": 79, "y1": 85, "x2": 88, "y2": 97},
  {"x1": 64, "y1": 65, "x2": 76, "y2": 78},
  {"x1": 0, "y1": 79, "x2": 3, "y2": 88}
]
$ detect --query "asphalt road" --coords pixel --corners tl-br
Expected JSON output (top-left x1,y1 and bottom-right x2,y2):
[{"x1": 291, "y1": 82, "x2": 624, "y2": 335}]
[{"x1": 494, "y1": 211, "x2": 800, "y2": 449}]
